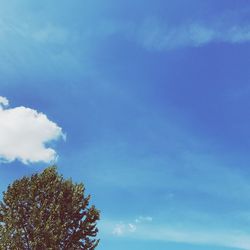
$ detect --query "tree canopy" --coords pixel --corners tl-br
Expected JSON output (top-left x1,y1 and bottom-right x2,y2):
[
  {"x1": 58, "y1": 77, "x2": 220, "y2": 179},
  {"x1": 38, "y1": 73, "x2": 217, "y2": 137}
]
[{"x1": 0, "y1": 166, "x2": 100, "y2": 250}]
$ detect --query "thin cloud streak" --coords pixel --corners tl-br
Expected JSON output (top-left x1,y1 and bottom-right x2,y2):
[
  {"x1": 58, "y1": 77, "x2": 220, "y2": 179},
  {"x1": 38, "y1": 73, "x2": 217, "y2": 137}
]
[
  {"x1": 135, "y1": 21, "x2": 250, "y2": 51},
  {"x1": 102, "y1": 219, "x2": 250, "y2": 250}
]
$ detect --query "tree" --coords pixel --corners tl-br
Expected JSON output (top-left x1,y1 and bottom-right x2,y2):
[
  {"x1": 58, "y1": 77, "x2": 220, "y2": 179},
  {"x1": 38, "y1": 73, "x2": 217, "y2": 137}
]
[{"x1": 0, "y1": 166, "x2": 100, "y2": 250}]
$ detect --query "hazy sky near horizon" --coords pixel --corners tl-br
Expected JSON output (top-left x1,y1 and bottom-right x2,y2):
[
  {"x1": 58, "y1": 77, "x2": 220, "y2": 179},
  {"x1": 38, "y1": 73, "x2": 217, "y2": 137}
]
[{"x1": 0, "y1": 1, "x2": 250, "y2": 249}]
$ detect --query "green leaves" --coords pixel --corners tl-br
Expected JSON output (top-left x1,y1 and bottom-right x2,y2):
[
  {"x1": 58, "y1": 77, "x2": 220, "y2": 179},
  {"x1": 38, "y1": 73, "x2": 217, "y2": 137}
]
[{"x1": 0, "y1": 166, "x2": 100, "y2": 250}]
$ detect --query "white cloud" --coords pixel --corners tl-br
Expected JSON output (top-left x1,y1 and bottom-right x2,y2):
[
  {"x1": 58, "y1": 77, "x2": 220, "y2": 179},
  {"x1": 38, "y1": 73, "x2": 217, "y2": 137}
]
[
  {"x1": 0, "y1": 96, "x2": 9, "y2": 107},
  {"x1": 0, "y1": 97, "x2": 64, "y2": 164}
]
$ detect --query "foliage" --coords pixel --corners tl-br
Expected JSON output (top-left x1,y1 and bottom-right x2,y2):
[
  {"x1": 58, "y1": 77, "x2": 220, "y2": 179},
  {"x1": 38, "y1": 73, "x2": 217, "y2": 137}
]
[{"x1": 0, "y1": 166, "x2": 100, "y2": 250}]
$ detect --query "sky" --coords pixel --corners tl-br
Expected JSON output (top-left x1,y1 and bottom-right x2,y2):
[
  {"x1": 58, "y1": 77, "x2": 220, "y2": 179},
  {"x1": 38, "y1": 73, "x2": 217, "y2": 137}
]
[{"x1": 0, "y1": 0, "x2": 250, "y2": 249}]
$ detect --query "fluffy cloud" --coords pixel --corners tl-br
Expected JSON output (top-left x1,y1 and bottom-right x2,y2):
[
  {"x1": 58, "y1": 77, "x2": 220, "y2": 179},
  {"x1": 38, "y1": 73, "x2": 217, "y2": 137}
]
[{"x1": 0, "y1": 96, "x2": 64, "y2": 164}]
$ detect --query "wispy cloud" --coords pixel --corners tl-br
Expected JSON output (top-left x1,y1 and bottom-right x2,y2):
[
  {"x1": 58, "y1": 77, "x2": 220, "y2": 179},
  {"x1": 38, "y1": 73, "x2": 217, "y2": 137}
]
[
  {"x1": 0, "y1": 96, "x2": 65, "y2": 164},
  {"x1": 112, "y1": 216, "x2": 153, "y2": 236},
  {"x1": 84, "y1": 8, "x2": 250, "y2": 51},
  {"x1": 137, "y1": 226, "x2": 250, "y2": 250},
  {"x1": 135, "y1": 216, "x2": 153, "y2": 224},
  {"x1": 112, "y1": 222, "x2": 137, "y2": 236},
  {"x1": 103, "y1": 218, "x2": 250, "y2": 250},
  {"x1": 0, "y1": 16, "x2": 83, "y2": 80},
  {"x1": 0, "y1": 17, "x2": 70, "y2": 45},
  {"x1": 135, "y1": 19, "x2": 250, "y2": 51},
  {"x1": 67, "y1": 8, "x2": 250, "y2": 52}
]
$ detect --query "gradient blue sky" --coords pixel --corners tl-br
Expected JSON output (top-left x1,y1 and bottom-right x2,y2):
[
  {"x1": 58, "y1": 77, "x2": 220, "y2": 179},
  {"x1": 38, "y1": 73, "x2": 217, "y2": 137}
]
[{"x1": 0, "y1": 0, "x2": 250, "y2": 249}]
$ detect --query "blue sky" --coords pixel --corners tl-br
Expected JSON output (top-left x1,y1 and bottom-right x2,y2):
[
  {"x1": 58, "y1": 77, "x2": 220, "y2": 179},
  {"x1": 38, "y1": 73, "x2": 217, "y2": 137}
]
[{"x1": 0, "y1": 0, "x2": 250, "y2": 249}]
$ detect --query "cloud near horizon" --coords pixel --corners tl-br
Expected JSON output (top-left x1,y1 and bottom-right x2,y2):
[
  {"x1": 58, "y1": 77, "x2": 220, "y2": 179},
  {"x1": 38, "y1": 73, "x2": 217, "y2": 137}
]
[
  {"x1": 0, "y1": 96, "x2": 64, "y2": 164},
  {"x1": 104, "y1": 218, "x2": 250, "y2": 250}
]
